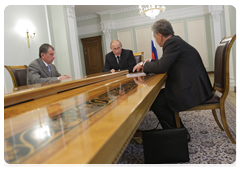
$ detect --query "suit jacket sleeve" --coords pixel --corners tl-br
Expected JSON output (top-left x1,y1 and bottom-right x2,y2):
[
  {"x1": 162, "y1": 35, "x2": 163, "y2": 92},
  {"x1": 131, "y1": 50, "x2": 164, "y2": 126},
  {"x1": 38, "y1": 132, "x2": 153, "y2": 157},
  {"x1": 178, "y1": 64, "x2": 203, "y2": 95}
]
[
  {"x1": 143, "y1": 39, "x2": 181, "y2": 74},
  {"x1": 103, "y1": 55, "x2": 111, "y2": 72},
  {"x1": 27, "y1": 59, "x2": 60, "y2": 85}
]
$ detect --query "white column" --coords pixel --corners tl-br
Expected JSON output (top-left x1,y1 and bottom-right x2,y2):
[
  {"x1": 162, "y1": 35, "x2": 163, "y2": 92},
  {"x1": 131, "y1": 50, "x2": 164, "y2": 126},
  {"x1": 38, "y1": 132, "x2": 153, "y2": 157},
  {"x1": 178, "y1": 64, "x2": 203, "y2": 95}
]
[
  {"x1": 100, "y1": 21, "x2": 113, "y2": 53},
  {"x1": 208, "y1": 5, "x2": 223, "y2": 50},
  {"x1": 224, "y1": 5, "x2": 235, "y2": 91},
  {"x1": 65, "y1": 5, "x2": 82, "y2": 79}
]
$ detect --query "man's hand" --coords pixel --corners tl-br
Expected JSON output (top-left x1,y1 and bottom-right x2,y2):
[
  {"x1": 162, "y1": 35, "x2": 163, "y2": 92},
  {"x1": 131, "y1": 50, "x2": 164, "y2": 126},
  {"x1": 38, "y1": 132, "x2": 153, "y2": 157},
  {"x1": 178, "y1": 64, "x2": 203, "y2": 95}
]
[
  {"x1": 133, "y1": 76, "x2": 147, "y2": 87},
  {"x1": 58, "y1": 75, "x2": 71, "y2": 80},
  {"x1": 145, "y1": 59, "x2": 151, "y2": 62},
  {"x1": 65, "y1": 74, "x2": 71, "y2": 78},
  {"x1": 110, "y1": 69, "x2": 115, "y2": 73},
  {"x1": 133, "y1": 63, "x2": 143, "y2": 72}
]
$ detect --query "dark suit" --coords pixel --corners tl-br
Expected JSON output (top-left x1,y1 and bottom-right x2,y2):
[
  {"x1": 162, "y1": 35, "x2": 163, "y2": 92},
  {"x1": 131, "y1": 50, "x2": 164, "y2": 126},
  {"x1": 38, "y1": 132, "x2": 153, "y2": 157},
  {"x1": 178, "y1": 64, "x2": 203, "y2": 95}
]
[
  {"x1": 144, "y1": 35, "x2": 213, "y2": 128},
  {"x1": 27, "y1": 58, "x2": 61, "y2": 85},
  {"x1": 103, "y1": 49, "x2": 136, "y2": 73}
]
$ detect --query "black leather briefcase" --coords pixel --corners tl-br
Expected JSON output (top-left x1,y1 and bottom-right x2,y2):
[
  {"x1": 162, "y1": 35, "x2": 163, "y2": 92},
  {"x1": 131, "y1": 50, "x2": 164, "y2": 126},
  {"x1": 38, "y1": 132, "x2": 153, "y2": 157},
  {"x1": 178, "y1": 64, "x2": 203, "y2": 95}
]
[{"x1": 142, "y1": 123, "x2": 189, "y2": 164}]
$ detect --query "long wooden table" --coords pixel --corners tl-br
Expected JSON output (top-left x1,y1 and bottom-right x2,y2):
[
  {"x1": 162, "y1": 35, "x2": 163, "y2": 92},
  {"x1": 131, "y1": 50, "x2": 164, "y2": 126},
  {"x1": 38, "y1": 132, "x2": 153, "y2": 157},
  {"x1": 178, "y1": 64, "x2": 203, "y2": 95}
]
[
  {"x1": 4, "y1": 70, "x2": 128, "y2": 107},
  {"x1": 4, "y1": 72, "x2": 167, "y2": 164}
]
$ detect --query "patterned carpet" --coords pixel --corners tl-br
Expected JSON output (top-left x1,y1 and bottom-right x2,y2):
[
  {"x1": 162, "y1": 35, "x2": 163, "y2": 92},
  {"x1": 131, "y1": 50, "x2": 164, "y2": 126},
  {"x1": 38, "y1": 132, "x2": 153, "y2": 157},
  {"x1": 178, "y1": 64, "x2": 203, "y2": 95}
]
[{"x1": 117, "y1": 99, "x2": 236, "y2": 164}]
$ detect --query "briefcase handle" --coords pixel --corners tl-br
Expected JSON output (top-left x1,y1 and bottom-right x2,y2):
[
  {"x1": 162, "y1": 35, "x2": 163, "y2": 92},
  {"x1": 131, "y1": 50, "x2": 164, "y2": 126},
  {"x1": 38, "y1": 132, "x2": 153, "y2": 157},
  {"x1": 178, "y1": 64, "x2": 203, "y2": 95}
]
[{"x1": 155, "y1": 121, "x2": 173, "y2": 130}]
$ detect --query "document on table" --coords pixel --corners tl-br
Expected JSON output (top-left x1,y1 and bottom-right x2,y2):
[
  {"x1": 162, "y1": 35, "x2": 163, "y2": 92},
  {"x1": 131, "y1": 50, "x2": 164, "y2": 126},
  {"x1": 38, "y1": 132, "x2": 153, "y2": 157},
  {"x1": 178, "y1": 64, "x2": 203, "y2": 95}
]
[{"x1": 126, "y1": 72, "x2": 146, "y2": 78}]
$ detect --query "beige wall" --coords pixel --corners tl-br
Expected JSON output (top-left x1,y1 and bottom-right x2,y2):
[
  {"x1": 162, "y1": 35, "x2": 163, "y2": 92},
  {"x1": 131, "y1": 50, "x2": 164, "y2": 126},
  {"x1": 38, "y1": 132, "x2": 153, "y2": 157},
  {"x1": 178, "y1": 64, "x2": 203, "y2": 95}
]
[{"x1": 4, "y1": 5, "x2": 50, "y2": 89}]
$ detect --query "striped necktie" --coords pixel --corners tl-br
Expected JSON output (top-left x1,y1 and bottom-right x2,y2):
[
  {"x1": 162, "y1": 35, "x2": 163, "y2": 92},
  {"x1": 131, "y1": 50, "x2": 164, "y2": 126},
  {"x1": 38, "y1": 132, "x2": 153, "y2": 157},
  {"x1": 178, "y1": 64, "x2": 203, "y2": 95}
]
[
  {"x1": 47, "y1": 65, "x2": 52, "y2": 76},
  {"x1": 117, "y1": 56, "x2": 121, "y2": 68}
]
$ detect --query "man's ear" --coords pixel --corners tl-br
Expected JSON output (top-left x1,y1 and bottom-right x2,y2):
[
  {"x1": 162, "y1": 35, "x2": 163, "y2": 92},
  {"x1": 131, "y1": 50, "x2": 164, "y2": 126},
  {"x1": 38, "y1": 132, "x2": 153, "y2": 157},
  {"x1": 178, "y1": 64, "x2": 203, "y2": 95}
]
[
  {"x1": 41, "y1": 52, "x2": 44, "y2": 58},
  {"x1": 158, "y1": 33, "x2": 162, "y2": 39}
]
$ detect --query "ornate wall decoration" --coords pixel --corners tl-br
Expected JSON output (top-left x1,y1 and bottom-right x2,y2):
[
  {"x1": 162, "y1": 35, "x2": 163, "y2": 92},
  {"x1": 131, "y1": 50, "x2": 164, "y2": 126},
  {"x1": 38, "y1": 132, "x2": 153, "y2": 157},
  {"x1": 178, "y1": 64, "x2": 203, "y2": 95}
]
[{"x1": 66, "y1": 5, "x2": 75, "y2": 18}]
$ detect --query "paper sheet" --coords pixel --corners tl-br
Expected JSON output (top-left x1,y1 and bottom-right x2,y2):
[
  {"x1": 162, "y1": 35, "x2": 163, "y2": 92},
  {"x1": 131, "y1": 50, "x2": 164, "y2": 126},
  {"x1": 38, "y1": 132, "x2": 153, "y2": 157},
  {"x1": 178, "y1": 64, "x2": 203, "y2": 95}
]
[{"x1": 126, "y1": 72, "x2": 146, "y2": 78}]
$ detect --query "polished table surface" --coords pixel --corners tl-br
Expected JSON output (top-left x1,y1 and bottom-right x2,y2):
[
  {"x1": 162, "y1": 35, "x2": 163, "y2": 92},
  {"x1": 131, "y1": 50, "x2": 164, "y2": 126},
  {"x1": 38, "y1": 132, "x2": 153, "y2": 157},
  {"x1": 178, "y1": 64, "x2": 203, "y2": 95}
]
[
  {"x1": 4, "y1": 70, "x2": 128, "y2": 107},
  {"x1": 4, "y1": 73, "x2": 167, "y2": 164}
]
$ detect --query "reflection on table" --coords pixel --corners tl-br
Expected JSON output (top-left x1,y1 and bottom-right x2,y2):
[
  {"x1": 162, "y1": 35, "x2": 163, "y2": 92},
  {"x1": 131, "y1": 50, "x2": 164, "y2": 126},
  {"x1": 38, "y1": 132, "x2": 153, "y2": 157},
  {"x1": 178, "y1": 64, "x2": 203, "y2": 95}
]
[
  {"x1": 4, "y1": 73, "x2": 167, "y2": 164},
  {"x1": 4, "y1": 70, "x2": 128, "y2": 107}
]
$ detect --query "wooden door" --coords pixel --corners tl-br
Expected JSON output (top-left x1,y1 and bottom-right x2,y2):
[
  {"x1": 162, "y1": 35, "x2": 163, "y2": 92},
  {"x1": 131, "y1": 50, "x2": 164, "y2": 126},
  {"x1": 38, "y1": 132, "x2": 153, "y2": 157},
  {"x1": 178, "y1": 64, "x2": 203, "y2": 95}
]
[{"x1": 81, "y1": 36, "x2": 104, "y2": 75}]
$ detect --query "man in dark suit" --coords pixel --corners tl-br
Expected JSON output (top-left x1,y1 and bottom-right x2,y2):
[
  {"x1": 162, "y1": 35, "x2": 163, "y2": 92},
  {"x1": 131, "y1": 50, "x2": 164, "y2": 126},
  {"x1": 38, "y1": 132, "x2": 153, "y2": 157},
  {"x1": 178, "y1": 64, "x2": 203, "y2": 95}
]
[
  {"x1": 103, "y1": 40, "x2": 136, "y2": 73},
  {"x1": 27, "y1": 43, "x2": 71, "y2": 85},
  {"x1": 133, "y1": 19, "x2": 212, "y2": 134}
]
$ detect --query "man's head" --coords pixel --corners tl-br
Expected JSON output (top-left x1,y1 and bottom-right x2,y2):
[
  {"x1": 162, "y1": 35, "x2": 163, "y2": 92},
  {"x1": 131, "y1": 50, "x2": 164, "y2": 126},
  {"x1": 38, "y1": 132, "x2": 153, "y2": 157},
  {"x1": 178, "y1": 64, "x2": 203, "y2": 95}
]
[
  {"x1": 39, "y1": 43, "x2": 55, "y2": 64},
  {"x1": 110, "y1": 40, "x2": 122, "y2": 56},
  {"x1": 152, "y1": 19, "x2": 174, "y2": 47}
]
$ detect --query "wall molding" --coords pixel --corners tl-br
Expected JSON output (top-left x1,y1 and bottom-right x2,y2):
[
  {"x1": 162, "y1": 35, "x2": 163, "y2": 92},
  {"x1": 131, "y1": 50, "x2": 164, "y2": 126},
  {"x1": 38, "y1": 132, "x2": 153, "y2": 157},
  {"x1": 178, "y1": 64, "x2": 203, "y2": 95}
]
[
  {"x1": 77, "y1": 23, "x2": 101, "y2": 36},
  {"x1": 66, "y1": 5, "x2": 75, "y2": 18},
  {"x1": 100, "y1": 21, "x2": 113, "y2": 53},
  {"x1": 187, "y1": 17, "x2": 209, "y2": 67},
  {"x1": 112, "y1": 6, "x2": 139, "y2": 14},
  {"x1": 76, "y1": 6, "x2": 138, "y2": 21},
  {"x1": 77, "y1": 5, "x2": 209, "y2": 36},
  {"x1": 96, "y1": 10, "x2": 114, "y2": 16},
  {"x1": 44, "y1": 5, "x2": 52, "y2": 45},
  {"x1": 117, "y1": 29, "x2": 134, "y2": 51},
  {"x1": 65, "y1": 5, "x2": 82, "y2": 79},
  {"x1": 76, "y1": 14, "x2": 99, "y2": 21}
]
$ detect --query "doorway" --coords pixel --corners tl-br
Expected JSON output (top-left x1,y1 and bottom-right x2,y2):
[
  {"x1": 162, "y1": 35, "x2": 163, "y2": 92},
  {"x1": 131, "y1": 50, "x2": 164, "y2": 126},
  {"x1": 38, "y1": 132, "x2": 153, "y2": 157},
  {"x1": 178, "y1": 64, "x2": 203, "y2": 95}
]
[{"x1": 81, "y1": 36, "x2": 104, "y2": 75}]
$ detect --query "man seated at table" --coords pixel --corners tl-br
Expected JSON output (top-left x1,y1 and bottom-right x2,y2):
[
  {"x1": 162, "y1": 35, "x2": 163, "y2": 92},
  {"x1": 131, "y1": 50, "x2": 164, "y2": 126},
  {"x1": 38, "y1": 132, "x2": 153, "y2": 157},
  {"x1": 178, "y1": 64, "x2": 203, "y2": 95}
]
[
  {"x1": 103, "y1": 40, "x2": 136, "y2": 73},
  {"x1": 27, "y1": 43, "x2": 71, "y2": 85},
  {"x1": 133, "y1": 19, "x2": 213, "y2": 142}
]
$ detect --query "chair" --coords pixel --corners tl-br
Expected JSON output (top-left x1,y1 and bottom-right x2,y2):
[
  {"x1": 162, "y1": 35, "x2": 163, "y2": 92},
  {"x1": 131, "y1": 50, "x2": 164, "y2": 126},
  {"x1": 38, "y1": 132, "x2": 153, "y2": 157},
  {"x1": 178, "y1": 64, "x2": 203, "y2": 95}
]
[
  {"x1": 133, "y1": 52, "x2": 144, "y2": 63},
  {"x1": 4, "y1": 65, "x2": 28, "y2": 88},
  {"x1": 174, "y1": 34, "x2": 236, "y2": 144}
]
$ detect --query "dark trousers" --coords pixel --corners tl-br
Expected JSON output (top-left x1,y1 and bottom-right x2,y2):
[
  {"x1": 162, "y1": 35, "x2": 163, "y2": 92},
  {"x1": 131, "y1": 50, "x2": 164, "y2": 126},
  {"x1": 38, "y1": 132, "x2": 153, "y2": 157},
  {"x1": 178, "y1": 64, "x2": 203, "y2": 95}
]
[{"x1": 151, "y1": 89, "x2": 185, "y2": 129}]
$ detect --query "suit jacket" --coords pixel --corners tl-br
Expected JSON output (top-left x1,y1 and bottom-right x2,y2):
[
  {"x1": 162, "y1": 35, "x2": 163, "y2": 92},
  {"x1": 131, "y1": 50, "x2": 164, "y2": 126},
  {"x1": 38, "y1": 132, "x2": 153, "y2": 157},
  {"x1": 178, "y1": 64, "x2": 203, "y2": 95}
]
[
  {"x1": 27, "y1": 58, "x2": 61, "y2": 85},
  {"x1": 103, "y1": 49, "x2": 136, "y2": 73},
  {"x1": 144, "y1": 35, "x2": 213, "y2": 112}
]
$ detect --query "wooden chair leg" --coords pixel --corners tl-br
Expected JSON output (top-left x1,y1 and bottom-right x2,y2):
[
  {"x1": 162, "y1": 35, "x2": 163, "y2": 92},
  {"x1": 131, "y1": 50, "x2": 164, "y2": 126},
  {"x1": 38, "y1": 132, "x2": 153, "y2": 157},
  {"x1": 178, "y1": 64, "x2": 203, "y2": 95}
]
[
  {"x1": 219, "y1": 104, "x2": 236, "y2": 144},
  {"x1": 211, "y1": 109, "x2": 224, "y2": 131},
  {"x1": 174, "y1": 112, "x2": 181, "y2": 128}
]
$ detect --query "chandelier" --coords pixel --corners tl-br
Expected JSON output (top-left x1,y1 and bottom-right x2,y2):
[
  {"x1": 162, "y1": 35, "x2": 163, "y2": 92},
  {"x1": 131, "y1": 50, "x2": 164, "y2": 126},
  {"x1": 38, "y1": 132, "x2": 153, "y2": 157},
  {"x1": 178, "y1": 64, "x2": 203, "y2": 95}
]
[{"x1": 139, "y1": 5, "x2": 166, "y2": 20}]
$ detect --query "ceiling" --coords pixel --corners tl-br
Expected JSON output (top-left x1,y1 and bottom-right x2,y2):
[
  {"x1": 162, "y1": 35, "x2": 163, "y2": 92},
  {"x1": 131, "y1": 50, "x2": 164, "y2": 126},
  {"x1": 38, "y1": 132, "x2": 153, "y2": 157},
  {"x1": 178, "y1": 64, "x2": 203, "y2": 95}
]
[{"x1": 74, "y1": 5, "x2": 138, "y2": 18}]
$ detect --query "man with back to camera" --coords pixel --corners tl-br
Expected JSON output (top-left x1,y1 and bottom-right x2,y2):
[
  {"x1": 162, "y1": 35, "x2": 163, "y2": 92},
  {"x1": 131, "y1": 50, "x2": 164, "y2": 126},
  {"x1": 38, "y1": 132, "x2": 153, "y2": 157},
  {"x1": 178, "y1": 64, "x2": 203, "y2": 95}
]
[
  {"x1": 27, "y1": 43, "x2": 71, "y2": 85},
  {"x1": 103, "y1": 39, "x2": 136, "y2": 73},
  {"x1": 133, "y1": 19, "x2": 213, "y2": 141}
]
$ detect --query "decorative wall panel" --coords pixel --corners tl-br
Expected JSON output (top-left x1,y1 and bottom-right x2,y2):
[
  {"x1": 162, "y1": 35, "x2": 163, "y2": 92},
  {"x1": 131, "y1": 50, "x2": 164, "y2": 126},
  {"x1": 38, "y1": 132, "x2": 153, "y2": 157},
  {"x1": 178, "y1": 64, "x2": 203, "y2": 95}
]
[
  {"x1": 117, "y1": 30, "x2": 134, "y2": 51},
  {"x1": 187, "y1": 18, "x2": 209, "y2": 67},
  {"x1": 135, "y1": 26, "x2": 151, "y2": 60},
  {"x1": 172, "y1": 21, "x2": 185, "y2": 40}
]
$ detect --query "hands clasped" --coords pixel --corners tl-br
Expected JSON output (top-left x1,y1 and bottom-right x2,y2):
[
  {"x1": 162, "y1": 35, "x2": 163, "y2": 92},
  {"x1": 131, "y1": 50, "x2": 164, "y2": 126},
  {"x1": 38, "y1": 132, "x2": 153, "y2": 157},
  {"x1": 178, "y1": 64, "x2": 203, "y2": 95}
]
[{"x1": 58, "y1": 74, "x2": 71, "y2": 80}]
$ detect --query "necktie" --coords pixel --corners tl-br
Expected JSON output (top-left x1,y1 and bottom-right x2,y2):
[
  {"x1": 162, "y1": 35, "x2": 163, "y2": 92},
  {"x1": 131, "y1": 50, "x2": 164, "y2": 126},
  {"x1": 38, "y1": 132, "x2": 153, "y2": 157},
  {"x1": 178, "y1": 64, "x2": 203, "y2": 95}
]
[
  {"x1": 117, "y1": 56, "x2": 121, "y2": 68},
  {"x1": 47, "y1": 65, "x2": 52, "y2": 76}
]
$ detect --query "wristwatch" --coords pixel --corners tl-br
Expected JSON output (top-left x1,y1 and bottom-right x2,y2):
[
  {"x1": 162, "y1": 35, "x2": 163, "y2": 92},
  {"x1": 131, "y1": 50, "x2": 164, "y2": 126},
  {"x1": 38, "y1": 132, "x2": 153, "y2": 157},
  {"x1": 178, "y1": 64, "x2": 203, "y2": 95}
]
[{"x1": 140, "y1": 61, "x2": 144, "y2": 66}]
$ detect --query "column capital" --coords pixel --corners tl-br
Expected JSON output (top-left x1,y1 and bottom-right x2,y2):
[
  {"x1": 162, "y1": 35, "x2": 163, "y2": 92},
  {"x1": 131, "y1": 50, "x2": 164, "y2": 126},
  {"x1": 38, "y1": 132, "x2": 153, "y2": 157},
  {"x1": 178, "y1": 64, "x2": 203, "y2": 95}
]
[
  {"x1": 65, "y1": 5, "x2": 75, "y2": 18},
  {"x1": 208, "y1": 5, "x2": 223, "y2": 22},
  {"x1": 100, "y1": 21, "x2": 113, "y2": 39}
]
